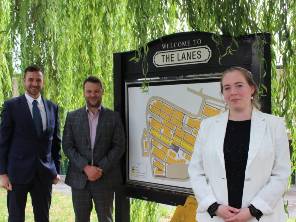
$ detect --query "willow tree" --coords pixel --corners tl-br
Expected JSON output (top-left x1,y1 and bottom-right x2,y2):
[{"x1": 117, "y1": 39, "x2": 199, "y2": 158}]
[
  {"x1": 1, "y1": 1, "x2": 295, "y2": 131},
  {"x1": 10, "y1": 0, "x2": 136, "y2": 121},
  {"x1": 0, "y1": 0, "x2": 13, "y2": 103},
  {"x1": 0, "y1": 0, "x2": 296, "y2": 220}
]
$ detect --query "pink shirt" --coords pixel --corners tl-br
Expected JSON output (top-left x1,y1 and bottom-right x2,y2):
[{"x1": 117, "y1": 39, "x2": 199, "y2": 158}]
[{"x1": 86, "y1": 106, "x2": 101, "y2": 150}]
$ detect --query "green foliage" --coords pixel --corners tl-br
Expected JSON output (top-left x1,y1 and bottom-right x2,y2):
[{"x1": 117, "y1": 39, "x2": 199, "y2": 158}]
[
  {"x1": 0, "y1": 0, "x2": 296, "y2": 220},
  {"x1": 10, "y1": 0, "x2": 135, "y2": 123},
  {"x1": 130, "y1": 199, "x2": 160, "y2": 222},
  {"x1": 0, "y1": 0, "x2": 13, "y2": 104}
]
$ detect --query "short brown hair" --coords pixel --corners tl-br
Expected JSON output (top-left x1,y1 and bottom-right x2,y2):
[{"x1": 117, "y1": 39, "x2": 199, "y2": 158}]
[
  {"x1": 83, "y1": 76, "x2": 103, "y2": 89},
  {"x1": 24, "y1": 65, "x2": 43, "y2": 78},
  {"x1": 220, "y1": 66, "x2": 260, "y2": 110}
]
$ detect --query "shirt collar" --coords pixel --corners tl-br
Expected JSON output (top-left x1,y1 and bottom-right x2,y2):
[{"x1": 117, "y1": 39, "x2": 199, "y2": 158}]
[
  {"x1": 86, "y1": 105, "x2": 101, "y2": 113},
  {"x1": 25, "y1": 92, "x2": 42, "y2": 105}
]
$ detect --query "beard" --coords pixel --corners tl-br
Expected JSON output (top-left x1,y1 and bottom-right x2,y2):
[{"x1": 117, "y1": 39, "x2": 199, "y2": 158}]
[
  {"x1": 86, "y1": 99, "x2": 101, "y2": 108},
  {"x1": 26, "y1": 87, "x2": 41, "y2": 98}
]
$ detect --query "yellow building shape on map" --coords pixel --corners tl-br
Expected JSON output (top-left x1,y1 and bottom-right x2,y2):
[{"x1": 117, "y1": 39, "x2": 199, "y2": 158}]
[{"x1": 142, "y1": 88, "x2": 225, "y2": 179}]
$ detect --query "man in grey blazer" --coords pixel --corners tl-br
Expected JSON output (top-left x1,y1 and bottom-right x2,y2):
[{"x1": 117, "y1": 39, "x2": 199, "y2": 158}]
[{"x1": 63, "y1": 76, "x2": 125, "y2": 222}]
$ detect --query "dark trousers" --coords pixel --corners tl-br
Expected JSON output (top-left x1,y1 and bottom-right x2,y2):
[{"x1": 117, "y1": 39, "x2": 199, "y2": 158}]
[
  {"x1": 72, "y1": 182, "x2": 114, "y2": 222},
  {"x1": 7, "y1": 175, "x2": 52, "y2": 222}
]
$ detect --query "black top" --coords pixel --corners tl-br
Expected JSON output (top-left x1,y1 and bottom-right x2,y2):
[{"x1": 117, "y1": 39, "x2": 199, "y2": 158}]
[{"x1": 223, "y1": 120, "x2": 251, "y2": 208}]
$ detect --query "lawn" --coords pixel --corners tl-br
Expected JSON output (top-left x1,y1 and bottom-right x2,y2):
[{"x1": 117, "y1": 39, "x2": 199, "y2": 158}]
[
  {"x1": 0, "y1": 188, "x2": 173, "y2": 222},
  {"x1": 0, "y1": 188, "x2": 294, "y2": 222},
  {"x1": 0, "y1": 188, "x2": 98, "y2": 221}
]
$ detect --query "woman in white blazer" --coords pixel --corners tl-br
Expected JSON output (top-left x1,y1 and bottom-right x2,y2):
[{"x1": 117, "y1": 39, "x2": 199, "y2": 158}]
[{"x1": 188, "y1": 67, "x2": 291, "y2": 222}]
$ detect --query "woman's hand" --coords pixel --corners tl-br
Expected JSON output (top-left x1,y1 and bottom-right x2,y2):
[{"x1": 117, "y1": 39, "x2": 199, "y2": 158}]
[
  {"x1": 224, "y1": 207, "x2": 253, "y2": 222},
  {"x1": 216, "y1": 205, "x2": 240, "y2": 220}
]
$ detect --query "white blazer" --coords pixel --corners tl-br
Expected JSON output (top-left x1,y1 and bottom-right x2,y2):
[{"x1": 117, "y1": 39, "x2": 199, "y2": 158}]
[{"x1": 188, "y1": 109, "x2": 291, "y2": 222}]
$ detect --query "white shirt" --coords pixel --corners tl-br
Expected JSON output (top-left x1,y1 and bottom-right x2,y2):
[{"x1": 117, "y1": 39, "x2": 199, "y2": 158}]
[{"x1": 25, "y1": 93, "x2": 47, "y2": 131}]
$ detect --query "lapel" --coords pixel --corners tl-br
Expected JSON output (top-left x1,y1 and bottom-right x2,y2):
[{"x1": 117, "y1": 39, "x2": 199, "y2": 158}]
[
  {"x1": 81, "y1": 108, "x2": 91, "y2": 146},
  {"x1": 213, "y1": 111, "x2": 229, "y2": 168},
  {"x1": 20, "y1": 95, "x2": 36, "y2": 133},
  {"x1": 213, "y1": 109, "x2": 266, "y2": 169},
  {"x1": 247, "y1": 109, "x2": 266, "y2": 168},
  {"x1": 94, "y1": 106, "x2": 105, "y2": 147}
]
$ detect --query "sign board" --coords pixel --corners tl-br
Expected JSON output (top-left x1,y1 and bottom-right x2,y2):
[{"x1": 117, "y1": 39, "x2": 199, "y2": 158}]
[
  {"x1": 113, "y1": 31, "x2": 271, "y2": 205},
  {"x1": 153, "y1": 46, "x2": 212, "y2": 67},
  {"x1": 127, "y1": 79, "x2": 224, "y2": 192}
]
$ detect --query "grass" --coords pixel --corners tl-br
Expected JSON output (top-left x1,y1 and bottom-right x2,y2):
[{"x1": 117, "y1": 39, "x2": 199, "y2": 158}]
[
  {"x1": 0, "y1": 188, "x2": 174, "y2": 222},
  {"x1": 0, "y1": 188, "x2": 294, "y2": 222},
  {"x1": 0, "y1": 188, "x2": 98, "y2": 221}
]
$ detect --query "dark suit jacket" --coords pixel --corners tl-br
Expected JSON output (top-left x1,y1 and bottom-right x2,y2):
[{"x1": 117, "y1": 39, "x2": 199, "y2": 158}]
[
  {"x1": 0, "y1": 95, "x2": 61, "y2": 184},
  {"x1": 63, "y1": 106, "x2": 125, "y2": 190}
]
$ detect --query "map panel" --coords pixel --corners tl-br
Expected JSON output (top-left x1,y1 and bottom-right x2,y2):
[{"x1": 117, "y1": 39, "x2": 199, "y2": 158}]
[{"x1": 128, "y1": 81, "x2": 225, "y2": 189}]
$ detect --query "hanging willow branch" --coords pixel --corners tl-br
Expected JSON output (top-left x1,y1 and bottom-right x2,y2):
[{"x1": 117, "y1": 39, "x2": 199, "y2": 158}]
[
  {"x1": 0, "y1": 0, "x2": 13, "y2": 105},
  {"x1": 0, "y1": 0, "x2": 296, "y2": 219}
]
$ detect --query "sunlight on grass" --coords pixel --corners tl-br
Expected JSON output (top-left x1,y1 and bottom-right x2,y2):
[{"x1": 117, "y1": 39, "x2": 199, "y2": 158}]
[
  {"x1": 0, "y1": 188, "x2": 97, "y2": 221},
  {"x1": 0, "y1": 188, "x2": 294, "y2": 222}
]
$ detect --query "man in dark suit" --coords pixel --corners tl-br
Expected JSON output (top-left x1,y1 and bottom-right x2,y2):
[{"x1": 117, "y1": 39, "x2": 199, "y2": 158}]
[
  {"x1": 0, "y1": 65, "x2": 61, "y2": 222},
  {"x1": 63, "y1": 76, "x2": 125, "y2": 222}
]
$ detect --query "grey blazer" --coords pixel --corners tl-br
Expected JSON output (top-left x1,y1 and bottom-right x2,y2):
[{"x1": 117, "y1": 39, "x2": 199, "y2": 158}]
[{"x1": 63, "y1": 106, "x2": 125, "y2": 190}]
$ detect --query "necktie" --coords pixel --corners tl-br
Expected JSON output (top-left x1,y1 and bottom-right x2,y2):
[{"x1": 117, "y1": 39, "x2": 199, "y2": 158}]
[{"x1": 32, "y1": 100, "x2": 43, "y2": 136}]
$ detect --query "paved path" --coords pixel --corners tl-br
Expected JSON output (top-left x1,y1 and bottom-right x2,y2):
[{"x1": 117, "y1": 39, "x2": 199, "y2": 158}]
[{"x1": 53, "y1": 179, "x2": 296, "y2": 219}]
